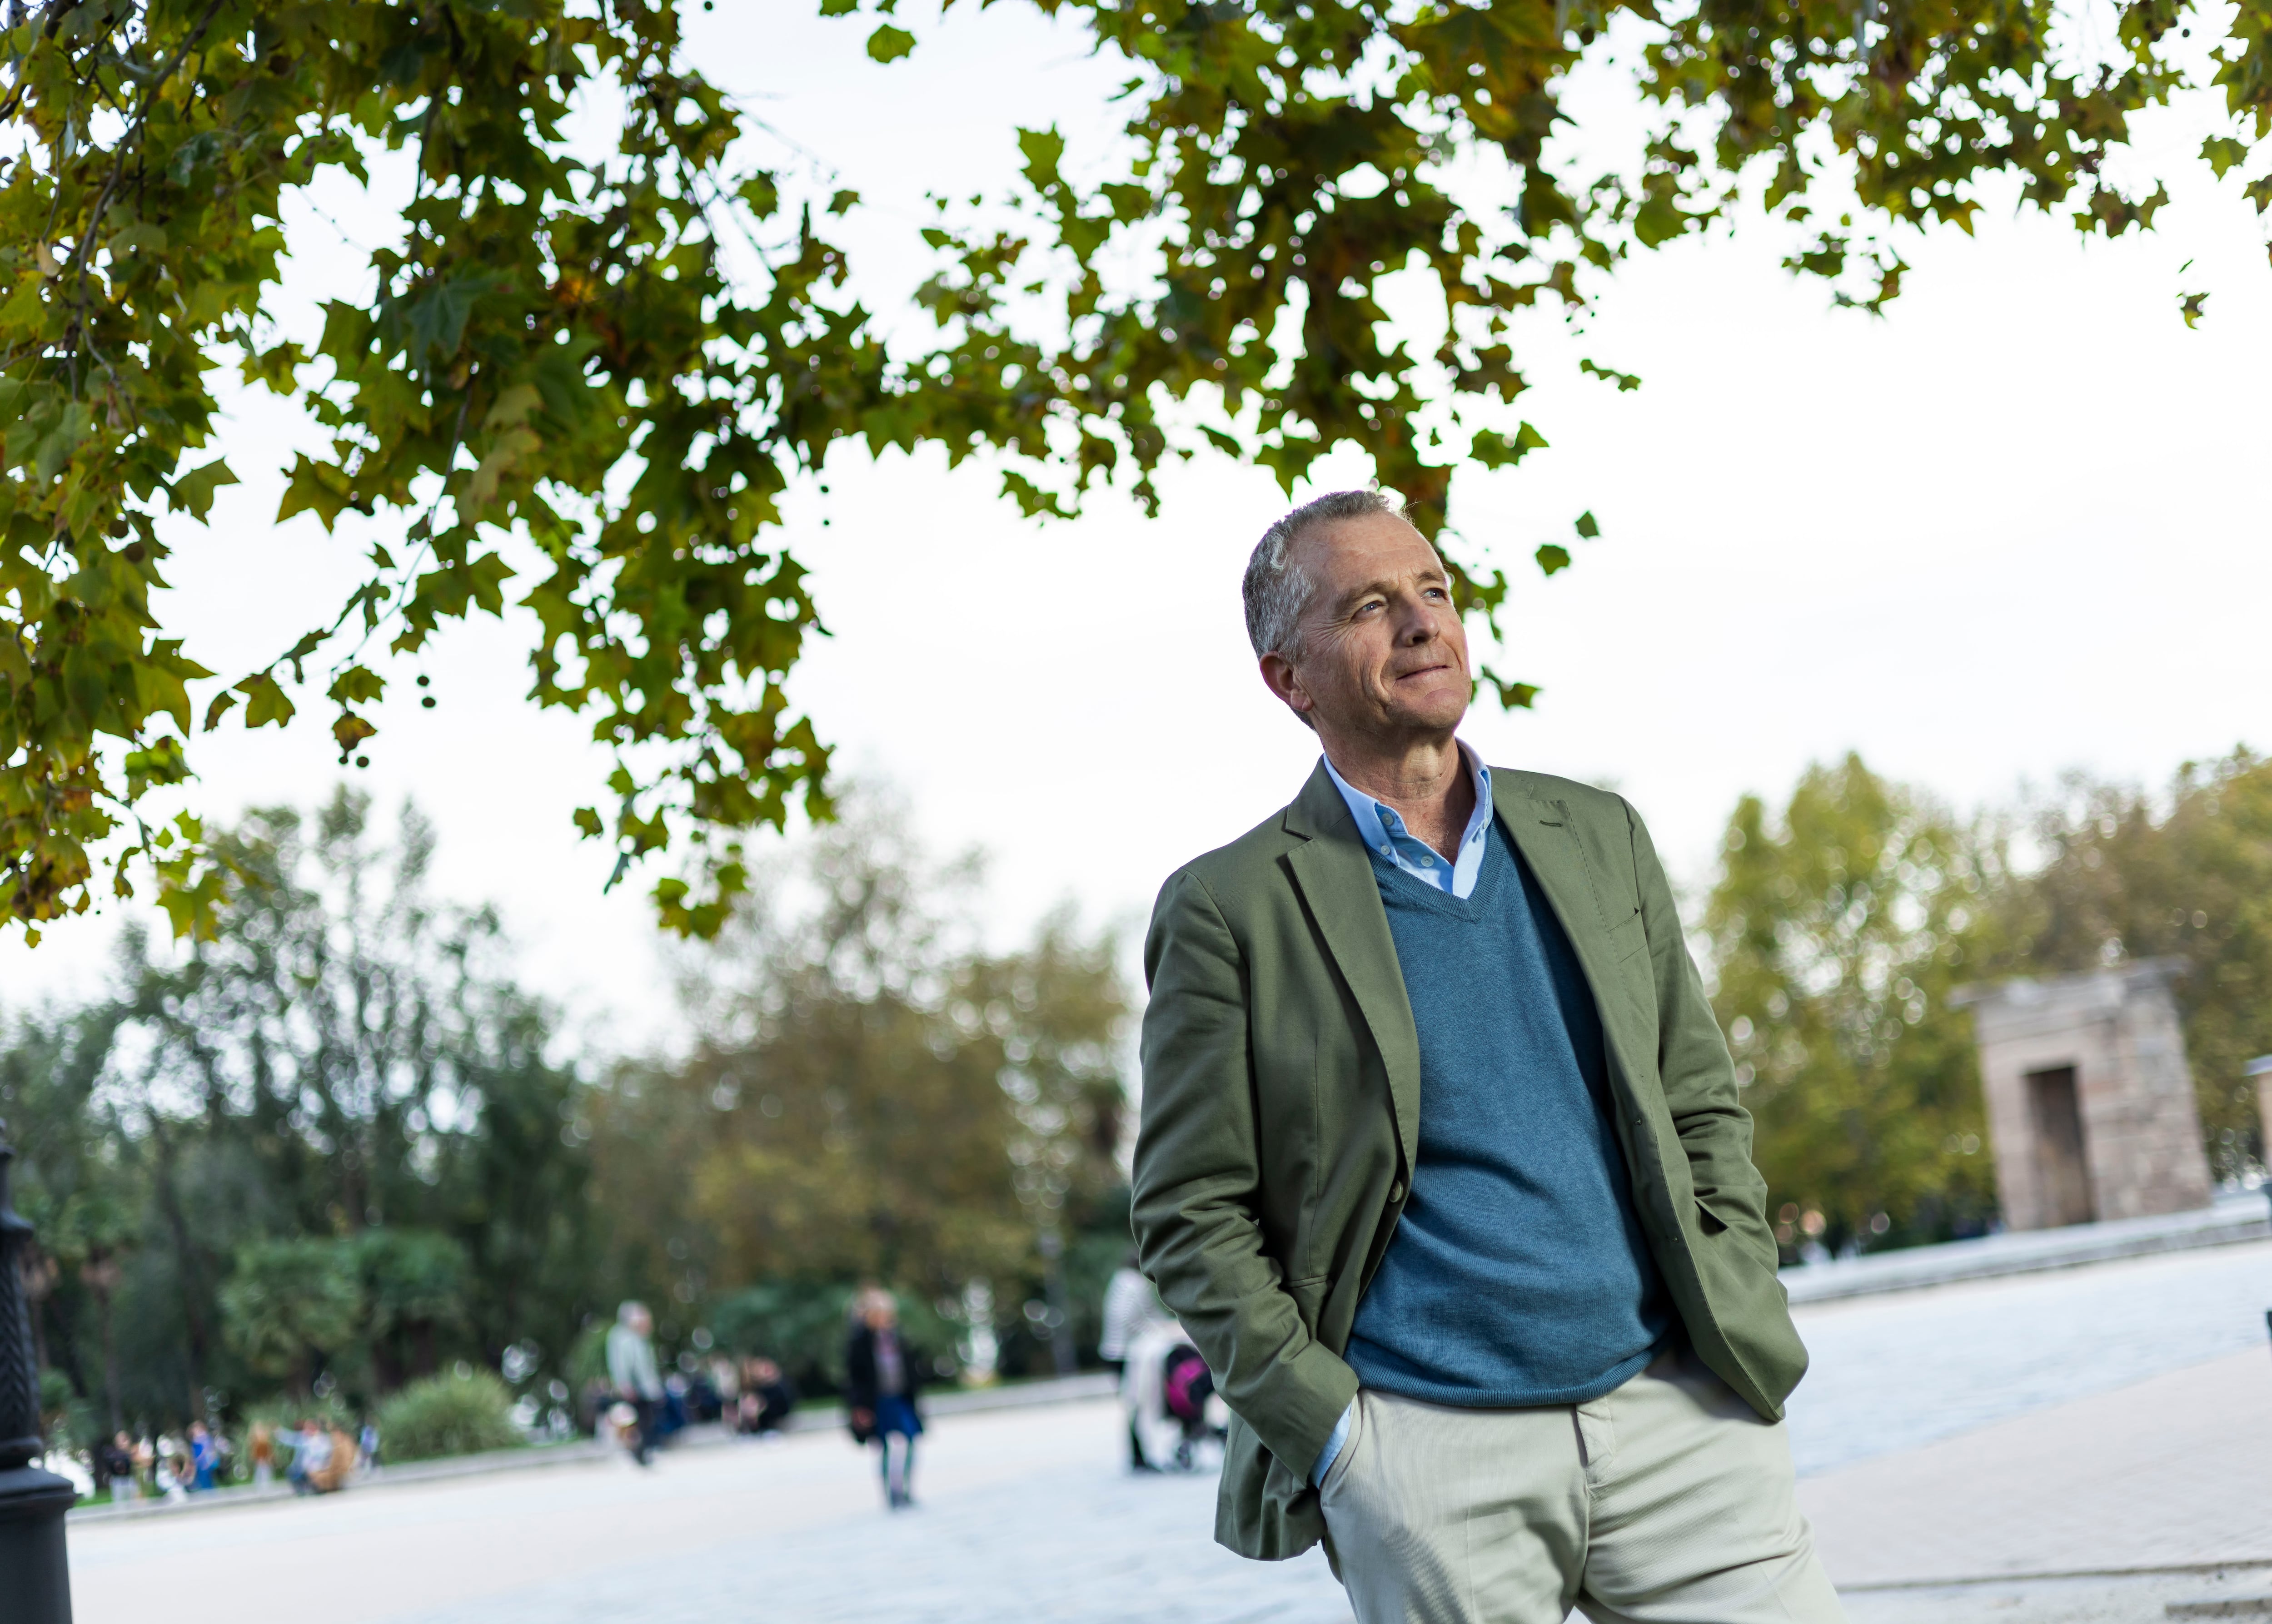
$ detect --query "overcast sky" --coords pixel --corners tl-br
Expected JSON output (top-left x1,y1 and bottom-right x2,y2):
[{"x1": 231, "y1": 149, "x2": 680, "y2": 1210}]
[{"x1": 5, "y1": 4, "x2": 2266, "y2": 1049}]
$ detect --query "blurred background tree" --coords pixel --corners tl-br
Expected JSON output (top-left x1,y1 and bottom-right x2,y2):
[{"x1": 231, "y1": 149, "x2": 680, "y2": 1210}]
[
  {"x1": 1704, "y1": 755, "x2": 2003, "y2": 1257},
  {"x1": 0, "y1": 784, "x2": 1132, "y2": 1448},
  {"x1": 588, "y1": 790, "x2": 1133, "y2": 1395}
]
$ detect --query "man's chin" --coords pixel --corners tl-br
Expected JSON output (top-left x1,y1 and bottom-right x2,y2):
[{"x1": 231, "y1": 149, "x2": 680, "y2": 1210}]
[{"x1": 1381, "y1": 693, "x2": 1470, "y2": 735}]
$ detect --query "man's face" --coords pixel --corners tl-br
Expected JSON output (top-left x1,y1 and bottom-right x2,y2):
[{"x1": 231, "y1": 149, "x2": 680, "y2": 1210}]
[{"x1": 1262, "y1": 511, "x2": 1471, "y2": 742}]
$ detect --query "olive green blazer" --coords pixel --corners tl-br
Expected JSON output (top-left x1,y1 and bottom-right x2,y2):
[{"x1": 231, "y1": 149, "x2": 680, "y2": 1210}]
[{"x1": 1130, "y1": 761, "x2": 1807, "y2": 1561}]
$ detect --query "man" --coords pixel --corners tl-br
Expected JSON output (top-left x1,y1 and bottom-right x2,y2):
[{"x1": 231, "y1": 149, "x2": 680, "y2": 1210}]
[
  {"x1": 607, "y1": 1300, "x2": 666, "y2": 1465},
  {"x1": 1131, "y1": 490, "x2": 1844, "y2": 1623},
  {"x1": 99, "y1": 1431, "x2": 136, "y2": 1502}
]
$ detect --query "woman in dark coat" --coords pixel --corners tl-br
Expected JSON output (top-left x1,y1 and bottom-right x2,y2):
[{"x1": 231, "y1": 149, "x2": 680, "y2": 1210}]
[{"x1": 844, "y1": 1286, "x2": 925, "y2": 1509}]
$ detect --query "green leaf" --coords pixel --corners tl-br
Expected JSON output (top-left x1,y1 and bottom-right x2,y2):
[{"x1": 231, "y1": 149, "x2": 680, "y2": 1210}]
[
  {"x1": 32, "y1": 402, "x2": 91, "y2": 482},
  {"x1": 236, "y1": 674, "x2": 296, "y2": 730},
  {"x1": 170, "y1": 457, "x2": 240, "y2": 521},
  {"x1": 866, "y1": 23, "x2": 915, "y2": 62},
  {"x1": 573, "y1": 807, "x2": 604, "y2": 838},
  {"x1": 332, "y1": 713, "x2": 378, "y2": 758},
  {"x1": 2202, "y1": 136, "x2": 2250, "y2": 179},
  {"x1": 1480, "y1": 670, "x2": 1541, "y2": 710},
  {"x1": 1535, "y1": 543, "x2": 1571, "y2": 575},
  {"x1": 1017, "y1": 126, "x2": 1067, "y2": 190},
  {"x1": 124, "y1": 735, "x2": 190, "y2": 798},
  {"x1": 1634, "y1": 197, "x2": 1686, "y2": 247},
  {"x1": 1469, "y1": 423, "x2": 1548, "y2": 469},
  {"x1": 818, "y1": 0, "x2": 857, "y2": 14},
  {"x1": 328, "y1": 665, "x2": 387, "y2": 706},
  {"x1": 2178, "y1": 290, "x2": 2209, "y2": 328},
  {"x1": 1574, "y1": 510, "x2": 1600, "y2": 539},
  {"x1": 1578, "y1": 358, "x2": 1642, "y2": 392}
]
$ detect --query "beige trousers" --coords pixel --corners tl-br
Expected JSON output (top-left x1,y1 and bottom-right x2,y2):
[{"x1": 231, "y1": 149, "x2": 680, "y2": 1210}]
[{"x1": 1317, "y1": 1348, "x2": 1848, "y2": 1624}]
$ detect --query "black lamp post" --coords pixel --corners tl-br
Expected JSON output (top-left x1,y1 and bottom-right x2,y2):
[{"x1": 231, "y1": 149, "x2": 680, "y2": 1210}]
[{"x1": 0, "y1": 1119, "x2": 74, "y2": 1623}]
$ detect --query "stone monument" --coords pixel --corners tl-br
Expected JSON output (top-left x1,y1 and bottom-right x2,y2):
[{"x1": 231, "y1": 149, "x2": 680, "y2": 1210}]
[{"x1": 1951, "y1": 960, "x2": 2212, "y2": 1231}]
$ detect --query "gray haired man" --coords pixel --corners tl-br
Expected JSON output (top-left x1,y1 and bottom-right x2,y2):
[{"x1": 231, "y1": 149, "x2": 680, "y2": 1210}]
[{"x1": 1130, "y1": 491, "x2": 1845, "y2": 1621}]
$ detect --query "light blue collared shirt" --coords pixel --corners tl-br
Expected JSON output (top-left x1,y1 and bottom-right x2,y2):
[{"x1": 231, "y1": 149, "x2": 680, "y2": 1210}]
[
  {"x1": 1320, "y1": 744, "x2": 1494, "y2": 900},
  {"x1": 1310, "y1": 741, "x2": 1493, "y2": 1487}
]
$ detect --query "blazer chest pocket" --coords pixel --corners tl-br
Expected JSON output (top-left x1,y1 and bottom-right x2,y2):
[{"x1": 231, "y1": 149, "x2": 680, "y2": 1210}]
[{"x1": 1607, "y1": 904, "x2": 1647, "y2": 962}]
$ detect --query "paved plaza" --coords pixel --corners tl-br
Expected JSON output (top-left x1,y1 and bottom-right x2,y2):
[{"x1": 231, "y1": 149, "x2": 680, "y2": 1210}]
[{"x1": 68, "y1": 1238, "x2": 2272, "y2": 1624}]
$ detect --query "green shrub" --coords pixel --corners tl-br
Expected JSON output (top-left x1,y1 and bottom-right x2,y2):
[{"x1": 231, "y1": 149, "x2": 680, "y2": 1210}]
[{"x1": 374, "y1": 1371, "x2": 524, "y2": 1464}]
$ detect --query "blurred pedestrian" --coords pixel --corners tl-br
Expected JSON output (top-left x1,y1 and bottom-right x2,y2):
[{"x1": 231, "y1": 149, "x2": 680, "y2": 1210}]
[
  {"x1": 606, "y1": 1300, "x2": 665, "y2": 1465},
  {"x1": 844, "y1": 1287, "x2": 924, "y2": 1510},
  {"x1": 284, "y1": 1418, "x2": 331, "y2": 1495},
  {"x1": 188, "y1": 1420, "x2": 219, "y2": 1491},
  {"x1": 359, "y1": 1421, "x2": 380, "y2": 1470},
  {"x1": 1098, "y1": 1249, "x2": 1163, "y2": 1378},
  {"x1": 1101, "y1": 1249, "x2": 1170, "y2": 1470},
  {"x1": 99, "y1": 1432, "x2": 135, "y2": 1501},
  {"x1": 737, "y1": 1357, "x2": 797, "y2": 1437},
  {"x1": 248, "y1": 1421, "x2": 276, "y2": 1489},
  {"x1": 154, "y1": 1437, "x2": 188, "y2": 1502}
]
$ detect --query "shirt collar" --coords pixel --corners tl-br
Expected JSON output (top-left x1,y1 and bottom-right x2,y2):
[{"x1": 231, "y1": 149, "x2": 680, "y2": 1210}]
[{"x1": 1320, "y1": 742, "x2": 1492, "y2": 861}]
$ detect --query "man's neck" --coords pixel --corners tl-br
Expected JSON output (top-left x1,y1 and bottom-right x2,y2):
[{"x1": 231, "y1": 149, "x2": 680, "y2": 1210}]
[{"x1": 1321, "y1": 732, "x2": 1476, "y2": 862}]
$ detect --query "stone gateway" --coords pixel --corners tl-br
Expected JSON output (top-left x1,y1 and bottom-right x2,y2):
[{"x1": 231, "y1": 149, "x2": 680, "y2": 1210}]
[{"x1": 1953, "y1": 961, "x2": 2212, "y2": 1231}]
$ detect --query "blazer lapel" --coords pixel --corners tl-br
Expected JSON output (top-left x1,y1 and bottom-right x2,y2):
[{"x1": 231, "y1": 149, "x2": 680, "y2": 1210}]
[
  {"x1": 1493, "y1": 774, "x2": 1654, "y2": 1098},
  {"x1": 1282, "y1": 762, "x2": 1422, "y2": 1170}
]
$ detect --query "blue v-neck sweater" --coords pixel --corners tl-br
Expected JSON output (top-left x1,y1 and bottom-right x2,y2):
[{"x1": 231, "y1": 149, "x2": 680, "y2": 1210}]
[{"x1": 1344, "y1": 815, "x2": 1671, "y2": 1406}]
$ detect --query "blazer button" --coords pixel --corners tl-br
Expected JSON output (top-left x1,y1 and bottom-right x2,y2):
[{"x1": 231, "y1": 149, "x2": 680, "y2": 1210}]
[{"x1": 1389, "y1": 1181, "x2": 1406, "y2": 1202}]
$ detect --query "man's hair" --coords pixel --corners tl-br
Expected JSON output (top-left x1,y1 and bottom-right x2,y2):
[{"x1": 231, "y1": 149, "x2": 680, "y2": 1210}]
[{"x1": 1241, "y1": 488, "x2": 1400, "y2": 661}]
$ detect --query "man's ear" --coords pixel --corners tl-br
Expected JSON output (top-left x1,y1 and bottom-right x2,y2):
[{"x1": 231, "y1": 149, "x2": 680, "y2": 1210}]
[{"x1": 1258, "y1": 651, "x2": 1313, "y2": 721}]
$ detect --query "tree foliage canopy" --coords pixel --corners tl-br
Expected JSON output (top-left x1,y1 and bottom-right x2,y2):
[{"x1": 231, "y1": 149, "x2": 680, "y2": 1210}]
[
  {"x1": 1705, "y1": 754, "x2": 1999, "y2": 1252},
  {"x1": 588, "y1": 792, "x2": 1129, "y2": 1346},
  {"x1": 4, "y1": 0, "x2": 2255, "y2": 939}
]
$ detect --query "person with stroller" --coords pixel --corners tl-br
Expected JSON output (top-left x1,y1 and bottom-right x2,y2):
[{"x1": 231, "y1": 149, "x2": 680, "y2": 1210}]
[{"x1": 844, "y1": 1287, "x2": 924, "y2": 1510}]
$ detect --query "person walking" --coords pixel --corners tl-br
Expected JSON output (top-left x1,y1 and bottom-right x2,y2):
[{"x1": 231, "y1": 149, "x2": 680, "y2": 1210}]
[
  {"x1": 843, "y1": 1287, "x2": 923, "y2": 1510},
  {"x1": 187, "y1": 1420, "x2": 219, "y2": 1491},
  {"x1": 1100, "y1": 1249, "x2": 1168, "y2": 1470},
  {"x1": 1098, "y1": 1250, "x2": 1164, "y2": 1377},
  {"x1": 606, "y1": 1301, "x2": 666, "y2": 1466},
  {"x1": 98, "y1": 1432, "x2": 135, "y2": 1502},
  {"x1": 248, "y1": 1421, "x2": 276, "y2": 1489},
  {"x1": 1130, "y1": 490, "x2": 1844, "y2": 1624}
]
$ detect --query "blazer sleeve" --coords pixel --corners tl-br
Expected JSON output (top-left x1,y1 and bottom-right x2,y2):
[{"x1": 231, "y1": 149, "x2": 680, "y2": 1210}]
[
  {"x1": 1624, "y1": 799, "x2": 1782, "y2": 1275},
  {"x1": 1130, "y1": 869, "x2": 1359, "y2": 1478}
]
